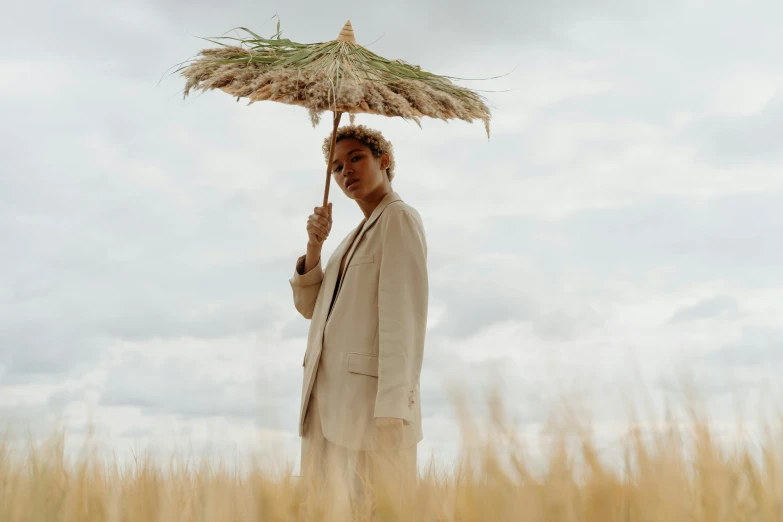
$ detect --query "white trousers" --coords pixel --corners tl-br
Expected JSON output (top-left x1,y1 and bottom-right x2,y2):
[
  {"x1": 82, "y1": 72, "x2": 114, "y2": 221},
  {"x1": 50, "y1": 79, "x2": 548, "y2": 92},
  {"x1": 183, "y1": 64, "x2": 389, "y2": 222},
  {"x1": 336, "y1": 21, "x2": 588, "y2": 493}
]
[{"x1": 299, "y1": 391, "x2": 417, "y2": 517}]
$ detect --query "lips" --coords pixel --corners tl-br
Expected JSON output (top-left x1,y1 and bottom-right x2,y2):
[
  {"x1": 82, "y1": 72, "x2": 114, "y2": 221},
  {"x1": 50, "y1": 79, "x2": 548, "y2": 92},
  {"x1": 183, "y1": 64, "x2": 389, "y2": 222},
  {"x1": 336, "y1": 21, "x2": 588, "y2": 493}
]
[{"x1": 346, "y1": 179, "x2": 359, "y2": 189}]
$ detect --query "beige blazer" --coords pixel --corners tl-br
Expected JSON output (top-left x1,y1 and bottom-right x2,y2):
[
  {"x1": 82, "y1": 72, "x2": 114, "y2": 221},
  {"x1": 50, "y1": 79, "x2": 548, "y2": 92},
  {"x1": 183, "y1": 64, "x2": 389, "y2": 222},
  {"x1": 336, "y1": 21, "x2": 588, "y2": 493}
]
[{"x1": 289, "y1": 191, "x2": 428, "y2": 452}]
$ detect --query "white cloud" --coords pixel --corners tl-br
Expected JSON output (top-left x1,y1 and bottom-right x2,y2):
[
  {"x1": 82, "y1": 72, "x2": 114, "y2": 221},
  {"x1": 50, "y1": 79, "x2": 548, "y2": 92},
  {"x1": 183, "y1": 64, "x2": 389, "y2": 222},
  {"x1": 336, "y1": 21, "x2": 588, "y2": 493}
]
[{"x1": 670, "y1": 295, "x2": 740, "y2": 323}]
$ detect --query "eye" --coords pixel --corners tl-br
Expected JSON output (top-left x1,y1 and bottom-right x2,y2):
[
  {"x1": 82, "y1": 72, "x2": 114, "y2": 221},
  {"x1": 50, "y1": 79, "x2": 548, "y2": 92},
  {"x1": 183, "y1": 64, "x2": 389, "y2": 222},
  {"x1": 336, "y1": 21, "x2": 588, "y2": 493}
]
[{"x1": 333, "y1": 155, "x2": 361, "y2": 173}]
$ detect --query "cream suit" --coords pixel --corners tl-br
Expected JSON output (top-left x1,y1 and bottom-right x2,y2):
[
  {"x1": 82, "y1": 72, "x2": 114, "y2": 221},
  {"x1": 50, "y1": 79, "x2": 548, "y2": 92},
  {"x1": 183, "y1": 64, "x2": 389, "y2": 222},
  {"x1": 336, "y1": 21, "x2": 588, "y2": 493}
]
[{"x1": 289, "y1": 191, "x2": 428, "y2": 452}]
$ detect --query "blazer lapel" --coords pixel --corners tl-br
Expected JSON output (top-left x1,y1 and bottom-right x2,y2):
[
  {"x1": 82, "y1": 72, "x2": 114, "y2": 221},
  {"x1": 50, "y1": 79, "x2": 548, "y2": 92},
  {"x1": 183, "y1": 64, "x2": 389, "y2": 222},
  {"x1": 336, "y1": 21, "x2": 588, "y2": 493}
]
[
  {"x1": 322, "y1": 221, "x2": 363, "y2": 297},
  {"x1": 341, "y1": 191, "x2": 403, "y2": 270},
  {"x1": 322, "y1": 192, "x2": 403, "y2": 323}
]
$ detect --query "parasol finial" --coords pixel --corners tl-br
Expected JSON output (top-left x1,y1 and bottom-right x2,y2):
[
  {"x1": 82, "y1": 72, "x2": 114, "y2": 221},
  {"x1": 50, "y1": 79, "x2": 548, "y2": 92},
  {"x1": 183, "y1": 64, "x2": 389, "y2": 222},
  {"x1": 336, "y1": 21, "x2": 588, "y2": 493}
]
[{"x1": 336, "y1": 20, "x2": 356, "y2": 43}]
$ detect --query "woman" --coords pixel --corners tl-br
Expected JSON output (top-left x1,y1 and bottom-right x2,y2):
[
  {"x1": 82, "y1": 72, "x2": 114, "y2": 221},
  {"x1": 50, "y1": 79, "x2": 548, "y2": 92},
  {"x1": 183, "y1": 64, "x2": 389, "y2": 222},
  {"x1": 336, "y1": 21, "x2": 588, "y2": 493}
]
[{"x1": 289, "y1": 124, "x2": 428, "y2": 512}]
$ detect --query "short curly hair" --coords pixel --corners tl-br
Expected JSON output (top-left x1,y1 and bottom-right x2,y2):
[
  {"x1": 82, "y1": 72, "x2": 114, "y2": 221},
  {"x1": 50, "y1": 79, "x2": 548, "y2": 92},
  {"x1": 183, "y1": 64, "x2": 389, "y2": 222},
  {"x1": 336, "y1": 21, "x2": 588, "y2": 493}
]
[{"x1": 322, "y1": 124, "x2": 396, "y2": 182}]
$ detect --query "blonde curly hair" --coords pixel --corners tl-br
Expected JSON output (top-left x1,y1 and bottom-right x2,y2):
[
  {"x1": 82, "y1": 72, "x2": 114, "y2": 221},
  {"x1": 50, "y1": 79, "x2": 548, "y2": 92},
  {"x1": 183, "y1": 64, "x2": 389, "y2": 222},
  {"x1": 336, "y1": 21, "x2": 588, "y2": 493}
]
[{"x1": 322, "y1": 124, "x2": 396, "y2": 182}]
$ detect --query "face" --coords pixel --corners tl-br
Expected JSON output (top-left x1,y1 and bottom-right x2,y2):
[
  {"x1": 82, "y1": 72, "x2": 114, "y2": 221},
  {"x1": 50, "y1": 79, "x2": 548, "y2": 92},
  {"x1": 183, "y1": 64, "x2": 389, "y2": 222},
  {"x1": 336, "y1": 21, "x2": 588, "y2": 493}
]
[{"x1": 331, "y1": 138, "x2": 390, "y2": 201}]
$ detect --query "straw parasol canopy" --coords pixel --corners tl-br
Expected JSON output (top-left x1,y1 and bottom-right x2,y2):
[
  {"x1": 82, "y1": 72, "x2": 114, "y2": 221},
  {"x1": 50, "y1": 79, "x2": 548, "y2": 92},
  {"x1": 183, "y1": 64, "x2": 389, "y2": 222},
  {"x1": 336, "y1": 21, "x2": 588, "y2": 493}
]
[{"x1": 172, "y1": 18, "x2": 495, "y2": 206}]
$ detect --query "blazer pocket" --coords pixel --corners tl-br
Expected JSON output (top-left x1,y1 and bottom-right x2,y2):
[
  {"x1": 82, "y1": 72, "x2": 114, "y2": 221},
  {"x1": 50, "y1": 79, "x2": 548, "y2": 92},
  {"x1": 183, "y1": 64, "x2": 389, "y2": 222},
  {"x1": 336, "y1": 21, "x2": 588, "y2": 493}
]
[
  {"x1": 347, "y1": 352, "x2": 379, "y2": 377},
  {"x1": 349, "y1": 253, "x2": 374, "y2": 266}
]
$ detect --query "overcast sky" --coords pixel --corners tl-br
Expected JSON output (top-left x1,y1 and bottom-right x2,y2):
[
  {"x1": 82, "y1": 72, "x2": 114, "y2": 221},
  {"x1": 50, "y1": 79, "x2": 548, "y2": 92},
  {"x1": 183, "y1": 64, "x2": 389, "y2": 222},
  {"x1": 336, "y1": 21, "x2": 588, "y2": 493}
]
[{"x1": 2, "y1": 0, "x2": 783, "y2": 470}]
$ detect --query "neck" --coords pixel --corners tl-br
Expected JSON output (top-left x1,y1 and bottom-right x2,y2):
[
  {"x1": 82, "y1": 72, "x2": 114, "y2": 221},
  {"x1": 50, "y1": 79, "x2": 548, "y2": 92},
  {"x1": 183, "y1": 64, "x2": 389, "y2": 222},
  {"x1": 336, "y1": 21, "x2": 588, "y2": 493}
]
[{"x1": 357, "y1": 185, "x2": 392, "y2": 220}]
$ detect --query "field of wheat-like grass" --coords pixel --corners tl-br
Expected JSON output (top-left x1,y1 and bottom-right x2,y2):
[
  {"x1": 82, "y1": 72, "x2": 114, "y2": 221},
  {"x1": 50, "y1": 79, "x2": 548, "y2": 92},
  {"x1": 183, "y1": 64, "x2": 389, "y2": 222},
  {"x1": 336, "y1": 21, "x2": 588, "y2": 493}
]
[{"x1": 2, "y1": 389, "x2": 782, "y2": 522}]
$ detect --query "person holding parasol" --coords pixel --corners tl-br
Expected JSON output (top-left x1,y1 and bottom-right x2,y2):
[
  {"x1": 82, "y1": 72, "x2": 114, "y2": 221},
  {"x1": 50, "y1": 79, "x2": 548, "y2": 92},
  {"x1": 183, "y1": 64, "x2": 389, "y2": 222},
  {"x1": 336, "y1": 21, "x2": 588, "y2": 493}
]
[{"x1": 174, "y1": 16, "x2": 494, "y2": 514}]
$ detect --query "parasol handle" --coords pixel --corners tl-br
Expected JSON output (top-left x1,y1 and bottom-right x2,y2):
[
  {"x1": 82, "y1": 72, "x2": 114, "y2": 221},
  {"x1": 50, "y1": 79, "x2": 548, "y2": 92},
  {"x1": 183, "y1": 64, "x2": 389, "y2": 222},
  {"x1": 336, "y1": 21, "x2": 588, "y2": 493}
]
[{"x1": 323, "y1": 111, "x2": 343, "y2": 207}]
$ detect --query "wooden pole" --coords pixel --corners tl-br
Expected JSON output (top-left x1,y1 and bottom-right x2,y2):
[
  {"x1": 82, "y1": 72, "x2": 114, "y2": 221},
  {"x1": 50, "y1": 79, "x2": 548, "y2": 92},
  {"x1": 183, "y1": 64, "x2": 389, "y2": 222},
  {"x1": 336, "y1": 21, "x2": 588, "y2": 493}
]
[{"x1": 323, "y1": 111, "x2": 343, "y2": 207}]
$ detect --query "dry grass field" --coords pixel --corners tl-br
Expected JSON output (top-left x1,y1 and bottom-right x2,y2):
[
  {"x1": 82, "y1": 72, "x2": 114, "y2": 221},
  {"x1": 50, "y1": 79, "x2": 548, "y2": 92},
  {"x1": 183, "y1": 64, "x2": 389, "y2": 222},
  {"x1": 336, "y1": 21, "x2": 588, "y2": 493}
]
[{"x1": 2, "y1": 389, "x2": 782, "y2": 521}]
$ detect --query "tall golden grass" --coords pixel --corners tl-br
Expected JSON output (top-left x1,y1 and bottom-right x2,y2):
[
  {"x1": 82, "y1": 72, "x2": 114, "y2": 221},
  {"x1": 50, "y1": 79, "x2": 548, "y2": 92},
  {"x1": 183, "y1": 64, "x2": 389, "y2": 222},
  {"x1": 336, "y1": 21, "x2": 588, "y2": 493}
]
[{"x1": 2, "y1": 386, "x2": 782, "y2": 521}]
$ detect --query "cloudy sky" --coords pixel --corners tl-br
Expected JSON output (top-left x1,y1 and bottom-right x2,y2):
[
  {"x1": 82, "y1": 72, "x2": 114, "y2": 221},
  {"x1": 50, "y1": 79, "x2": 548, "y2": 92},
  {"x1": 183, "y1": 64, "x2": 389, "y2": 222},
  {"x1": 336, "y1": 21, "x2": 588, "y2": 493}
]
[{"x1": 2, "y1": 0, "x2": 783, "y2": 470}]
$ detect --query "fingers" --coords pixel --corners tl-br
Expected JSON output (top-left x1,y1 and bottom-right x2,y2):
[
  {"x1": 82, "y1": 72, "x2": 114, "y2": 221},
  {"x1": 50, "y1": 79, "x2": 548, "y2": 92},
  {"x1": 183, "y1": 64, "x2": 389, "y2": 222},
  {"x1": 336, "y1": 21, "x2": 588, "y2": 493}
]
[
  {"x1": 315, "y1": 215, "x2": 330, "y2": 228},
  {"x1": 308, "y1": 204, "x2": 333, "y2": 244},
  {"x1": 307, "y1": 221, "x2": 329, "y2": 240},
  {"x1": 314, "y1": 205, "x2": 333, "y2": 223},
  {"x1": 308, "y1": 215, "x2": 330, "y2": 234},
  {"x1": 307, "y1": 216, "x2": 330, "y2": 240}
]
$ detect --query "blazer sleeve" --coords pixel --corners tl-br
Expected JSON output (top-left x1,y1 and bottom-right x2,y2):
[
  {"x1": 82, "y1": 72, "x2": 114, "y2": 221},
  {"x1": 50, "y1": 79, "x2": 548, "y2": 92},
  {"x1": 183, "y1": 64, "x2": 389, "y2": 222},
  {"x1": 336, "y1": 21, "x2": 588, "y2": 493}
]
[
  {"x1": 289, "y1": 254, "x2": 324, "y2": 320},
  {"x1": 374, "y1": 209, "x2": 428, "y2": 425}
]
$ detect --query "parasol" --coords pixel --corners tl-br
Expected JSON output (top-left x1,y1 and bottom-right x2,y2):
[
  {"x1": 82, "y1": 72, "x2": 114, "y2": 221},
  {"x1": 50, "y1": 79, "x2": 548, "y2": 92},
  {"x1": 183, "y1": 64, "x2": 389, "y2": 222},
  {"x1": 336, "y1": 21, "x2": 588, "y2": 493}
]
[{"x1": 172, "y1": 17, "x2": 495, "y2": 206}]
